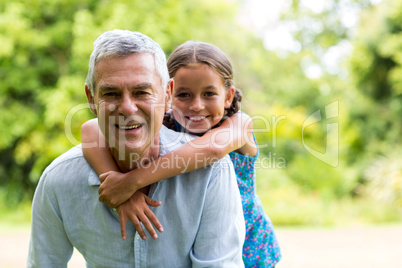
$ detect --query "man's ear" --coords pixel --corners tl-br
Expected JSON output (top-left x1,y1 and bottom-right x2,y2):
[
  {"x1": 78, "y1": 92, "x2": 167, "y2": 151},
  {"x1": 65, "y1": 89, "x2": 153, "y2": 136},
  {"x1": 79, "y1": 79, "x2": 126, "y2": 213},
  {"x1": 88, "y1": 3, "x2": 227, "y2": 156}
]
[
  {"x1": 164, "y1": 79, "x2": 174, "y2": 112},
  {"x1": 224, "y1": 86, "x2": 236, "y2": 109},
  {"x1": 85, "y1": 85, "x2": 97, "y2": 116}
]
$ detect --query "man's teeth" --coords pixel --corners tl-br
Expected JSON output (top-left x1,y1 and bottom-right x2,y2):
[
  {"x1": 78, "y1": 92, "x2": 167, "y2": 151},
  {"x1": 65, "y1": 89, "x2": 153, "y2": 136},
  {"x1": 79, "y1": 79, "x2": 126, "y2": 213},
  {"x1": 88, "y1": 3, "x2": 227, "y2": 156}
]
[{"x1": 119, "y1": 124, "x2": 142, "y2": 130}]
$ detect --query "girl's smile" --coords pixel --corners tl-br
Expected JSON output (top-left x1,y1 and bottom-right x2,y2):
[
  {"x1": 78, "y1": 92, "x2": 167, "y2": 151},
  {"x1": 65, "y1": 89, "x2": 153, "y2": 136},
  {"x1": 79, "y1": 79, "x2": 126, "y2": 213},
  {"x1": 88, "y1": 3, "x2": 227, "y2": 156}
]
[{"x1": 171, "y1": 63, "x2": 234, "y2": 134}]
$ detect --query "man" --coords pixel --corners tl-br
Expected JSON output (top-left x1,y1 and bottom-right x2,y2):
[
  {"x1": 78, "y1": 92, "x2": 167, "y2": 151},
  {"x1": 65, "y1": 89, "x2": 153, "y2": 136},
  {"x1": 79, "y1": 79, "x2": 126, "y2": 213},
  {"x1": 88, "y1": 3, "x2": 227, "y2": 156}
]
[{"x1": 28, "y1": 30, "x2": 245, "y2": 267}]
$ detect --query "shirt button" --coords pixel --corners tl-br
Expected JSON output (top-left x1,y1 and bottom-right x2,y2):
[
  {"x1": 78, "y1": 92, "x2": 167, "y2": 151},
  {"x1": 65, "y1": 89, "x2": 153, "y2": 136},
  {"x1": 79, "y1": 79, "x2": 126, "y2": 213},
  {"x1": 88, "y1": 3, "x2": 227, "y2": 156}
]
[{"x1": 135, "y1": 233, "x2": 141, "y2": 240}]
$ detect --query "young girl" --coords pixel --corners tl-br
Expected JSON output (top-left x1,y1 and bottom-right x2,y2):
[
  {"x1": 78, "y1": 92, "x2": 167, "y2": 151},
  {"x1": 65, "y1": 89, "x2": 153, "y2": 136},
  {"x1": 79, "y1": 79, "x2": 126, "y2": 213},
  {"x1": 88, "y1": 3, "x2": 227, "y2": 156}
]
[{"x1": 82, "y1": 41, "x2": 281, "y2": 267}]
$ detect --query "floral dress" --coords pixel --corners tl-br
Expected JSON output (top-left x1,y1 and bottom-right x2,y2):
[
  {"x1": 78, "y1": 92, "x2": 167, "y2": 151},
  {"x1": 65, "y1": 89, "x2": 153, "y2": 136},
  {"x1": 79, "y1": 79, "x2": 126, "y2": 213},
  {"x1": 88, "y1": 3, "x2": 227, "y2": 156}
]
[{"x1": 229, "y1": 145, "x2": 281, "y2": 267}]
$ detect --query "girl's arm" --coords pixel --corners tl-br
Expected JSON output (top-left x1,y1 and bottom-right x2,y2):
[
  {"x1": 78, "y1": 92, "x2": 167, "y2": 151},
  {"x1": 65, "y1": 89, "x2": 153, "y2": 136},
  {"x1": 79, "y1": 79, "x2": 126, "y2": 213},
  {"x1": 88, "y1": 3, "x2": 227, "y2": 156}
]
[
  {"x1": 81, "y1": 118, "x2": 118, "y2": 175},
  {"x1": 98, "y1": 112, "x2": 256, "y2": 207}
]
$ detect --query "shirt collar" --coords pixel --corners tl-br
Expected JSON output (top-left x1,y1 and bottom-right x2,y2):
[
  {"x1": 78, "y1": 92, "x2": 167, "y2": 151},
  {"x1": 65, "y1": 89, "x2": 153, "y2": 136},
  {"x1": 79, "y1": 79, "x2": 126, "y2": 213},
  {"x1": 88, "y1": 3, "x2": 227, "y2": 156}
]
[{"x1": 88, "y1": 168, "x2": 100, "y2": 186}]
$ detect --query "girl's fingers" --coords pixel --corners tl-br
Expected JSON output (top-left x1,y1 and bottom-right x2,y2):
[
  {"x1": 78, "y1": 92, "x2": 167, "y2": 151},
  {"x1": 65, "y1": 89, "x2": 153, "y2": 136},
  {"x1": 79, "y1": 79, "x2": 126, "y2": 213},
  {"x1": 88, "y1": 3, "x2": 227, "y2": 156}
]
[
  {"x1": 145, "y1": 209, "x2": 164, "y2": 234},
  {"x1": 144, "y1": 195, "x2": 162, "y2": 207},
  {"x1": 116, "y1": 193, "x2": 163, "y2": 241},
  {"x1": 98, "y1": 192, "x2": 104, "y2": 203},
  {"x1": 118, "y1": 208, "x2": 128, "y2": 240},
  {"x1": 98, "y1": 184, "x2": 103, "y2": 195},
  {"x1": 98, "y1": 192, "x2": 111, "y2": 207},
  {"x1": 119, "y1": 208, "x2": 147, "y2": 240},
  {"x1": 138, "y1": 211, "x2": 158, "y2": 239},
  {"x1": 130, "y1": 215, "x2": 147, "y2": 240},
  {"x1": 99, "y1": 172, "x2": 109, "y2": 183}
]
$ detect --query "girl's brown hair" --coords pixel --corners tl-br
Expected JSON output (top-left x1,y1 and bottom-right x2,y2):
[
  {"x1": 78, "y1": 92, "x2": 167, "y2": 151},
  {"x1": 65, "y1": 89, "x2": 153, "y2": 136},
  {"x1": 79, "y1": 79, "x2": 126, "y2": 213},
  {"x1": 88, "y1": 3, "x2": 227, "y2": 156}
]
[{"x1": 167, "y1": 41, "x2": 242, "y2": 118}]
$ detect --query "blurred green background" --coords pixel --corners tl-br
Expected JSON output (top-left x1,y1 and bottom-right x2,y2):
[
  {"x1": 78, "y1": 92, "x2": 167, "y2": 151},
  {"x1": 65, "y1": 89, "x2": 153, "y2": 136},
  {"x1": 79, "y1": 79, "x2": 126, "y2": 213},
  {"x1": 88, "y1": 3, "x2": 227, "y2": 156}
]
[{"x1": 1, "y1": 0, "x2": 401, "y2": 227}]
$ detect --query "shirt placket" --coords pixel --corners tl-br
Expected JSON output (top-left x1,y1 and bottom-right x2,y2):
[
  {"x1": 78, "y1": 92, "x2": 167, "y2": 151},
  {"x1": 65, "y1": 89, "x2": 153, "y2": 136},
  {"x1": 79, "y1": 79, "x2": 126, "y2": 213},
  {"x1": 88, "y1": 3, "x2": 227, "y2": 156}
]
[{"x1": 134, "y1": 232, "x2": 146, "y2": 268}]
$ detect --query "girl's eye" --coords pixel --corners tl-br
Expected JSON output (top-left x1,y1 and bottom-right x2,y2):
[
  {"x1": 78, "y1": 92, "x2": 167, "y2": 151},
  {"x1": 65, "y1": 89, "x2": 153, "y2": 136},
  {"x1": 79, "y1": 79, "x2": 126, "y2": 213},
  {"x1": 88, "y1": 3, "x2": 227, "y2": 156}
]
[
  {"x1": 176, "y1": 93, "x2": 190, "y2": 98},
  {"x1": 204, "y1": 92, "x2": 216, "y2": 97}
]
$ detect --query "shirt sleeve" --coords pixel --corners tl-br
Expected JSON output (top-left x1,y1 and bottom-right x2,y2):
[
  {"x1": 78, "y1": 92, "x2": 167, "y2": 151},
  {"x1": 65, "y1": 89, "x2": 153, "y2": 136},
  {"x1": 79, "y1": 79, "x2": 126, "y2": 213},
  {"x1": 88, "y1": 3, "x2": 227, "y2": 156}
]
[
  {"x1": 190, "y1": 157, "x2": 245, "y2": 267},
  {"x1": 27, "y1": 170, "x2": 74, "y2": 268}
]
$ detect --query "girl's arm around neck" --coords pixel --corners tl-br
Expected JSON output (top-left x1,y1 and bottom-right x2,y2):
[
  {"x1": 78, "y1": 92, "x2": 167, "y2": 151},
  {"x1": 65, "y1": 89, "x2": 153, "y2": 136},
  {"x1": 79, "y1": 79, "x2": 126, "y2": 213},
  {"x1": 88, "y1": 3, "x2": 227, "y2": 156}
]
[
  {"x1": 85, "y1": 112, "x2": 257, "y2": 207},
  {"x1": 199, "y1": 111, "x2": 257, "y2": 157},
  {"x1": 128, "y1": 112, "x2": 257, "y2": 190},
  {"x1": 81, "y1": 118, "x2": 119, "y2": 175}
]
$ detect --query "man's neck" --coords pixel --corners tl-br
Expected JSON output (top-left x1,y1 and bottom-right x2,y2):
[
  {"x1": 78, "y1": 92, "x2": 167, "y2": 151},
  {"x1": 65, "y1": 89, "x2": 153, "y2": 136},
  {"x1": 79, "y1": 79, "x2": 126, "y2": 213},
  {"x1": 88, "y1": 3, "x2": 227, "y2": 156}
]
[{"x1": 111, "y1": 139, "x2": 160, "y2": 173}]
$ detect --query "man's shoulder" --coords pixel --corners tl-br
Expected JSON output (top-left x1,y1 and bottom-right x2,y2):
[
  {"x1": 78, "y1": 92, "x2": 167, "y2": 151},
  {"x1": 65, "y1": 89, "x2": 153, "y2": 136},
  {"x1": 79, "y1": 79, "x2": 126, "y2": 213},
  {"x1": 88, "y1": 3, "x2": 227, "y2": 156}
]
[
  {"x1": 41, "y1": 145, "x2": 95, "y2": 185},
  {"x1": 44, "y1": 145, "x2": 85, "y2": 173}
]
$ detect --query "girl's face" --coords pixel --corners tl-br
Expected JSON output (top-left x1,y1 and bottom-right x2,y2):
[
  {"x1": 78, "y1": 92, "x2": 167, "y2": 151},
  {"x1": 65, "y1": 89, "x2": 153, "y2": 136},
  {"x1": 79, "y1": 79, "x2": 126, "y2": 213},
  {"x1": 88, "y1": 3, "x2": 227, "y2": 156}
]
[{"x1": 171, "y1": 64, "x2": 235, "y2": 134}]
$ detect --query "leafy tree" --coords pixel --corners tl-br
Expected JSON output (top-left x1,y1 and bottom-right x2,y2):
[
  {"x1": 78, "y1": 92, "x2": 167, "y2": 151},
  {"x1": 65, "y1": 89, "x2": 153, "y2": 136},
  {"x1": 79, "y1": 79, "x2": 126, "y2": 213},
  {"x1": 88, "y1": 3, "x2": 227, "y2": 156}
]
[
  {"x1": 0, "y1": 0, "x2": 247, "y2": 203},
  {"x1": 2, "y1": 0, "x2": 401, "y2": 220},
  {"x1": 348, "y1": 0, "x2": 402, "y2": 208},
  {"x1": 345, "y1": 0, "x2": 402, "y2": 161}
]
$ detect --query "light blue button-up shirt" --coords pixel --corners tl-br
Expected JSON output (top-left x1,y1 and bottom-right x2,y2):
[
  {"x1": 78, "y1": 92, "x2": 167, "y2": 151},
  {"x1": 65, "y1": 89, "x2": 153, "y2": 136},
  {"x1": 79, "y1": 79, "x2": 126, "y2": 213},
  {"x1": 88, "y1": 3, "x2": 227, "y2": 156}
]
[{"x1": 28, "y1": 126, "x2": 245, "y2": 267}]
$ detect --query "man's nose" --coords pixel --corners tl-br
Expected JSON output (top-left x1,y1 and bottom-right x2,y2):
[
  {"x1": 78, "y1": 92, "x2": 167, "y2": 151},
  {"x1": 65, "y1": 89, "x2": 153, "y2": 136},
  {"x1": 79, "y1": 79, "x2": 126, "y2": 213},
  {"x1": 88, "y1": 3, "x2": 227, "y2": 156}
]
[
  {"x1": 118, "y1": 94, "x2": 138, "y2": 116},
  {"x1": 189, "y1": 97, "x2": 204, "y2": 112}
]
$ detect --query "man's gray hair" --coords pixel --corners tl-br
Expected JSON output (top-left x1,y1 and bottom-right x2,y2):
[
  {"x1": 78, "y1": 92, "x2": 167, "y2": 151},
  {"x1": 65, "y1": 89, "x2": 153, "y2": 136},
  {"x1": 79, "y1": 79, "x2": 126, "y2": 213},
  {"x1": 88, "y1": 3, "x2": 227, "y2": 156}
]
[{"x1": 85, "y1": 29, "x2": 169, "y2": 95}]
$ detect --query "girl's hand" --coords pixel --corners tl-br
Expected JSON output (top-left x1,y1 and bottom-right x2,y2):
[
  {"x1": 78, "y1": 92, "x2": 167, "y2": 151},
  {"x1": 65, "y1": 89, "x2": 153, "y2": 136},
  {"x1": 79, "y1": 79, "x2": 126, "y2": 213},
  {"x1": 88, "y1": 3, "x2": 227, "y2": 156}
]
[
  {"x1": 117, "y1": 191, "x2": 163, "y2": 240},
  {"x1": 98, "y1": 171, "x2": 138, "y2": 208}
]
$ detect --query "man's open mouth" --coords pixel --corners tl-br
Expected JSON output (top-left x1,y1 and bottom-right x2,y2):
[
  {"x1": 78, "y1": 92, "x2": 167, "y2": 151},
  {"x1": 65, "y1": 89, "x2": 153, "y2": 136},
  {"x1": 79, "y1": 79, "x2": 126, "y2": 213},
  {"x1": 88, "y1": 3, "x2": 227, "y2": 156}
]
[{"x1": 116, "y1": 123, "x2": 143, "y2": 130}]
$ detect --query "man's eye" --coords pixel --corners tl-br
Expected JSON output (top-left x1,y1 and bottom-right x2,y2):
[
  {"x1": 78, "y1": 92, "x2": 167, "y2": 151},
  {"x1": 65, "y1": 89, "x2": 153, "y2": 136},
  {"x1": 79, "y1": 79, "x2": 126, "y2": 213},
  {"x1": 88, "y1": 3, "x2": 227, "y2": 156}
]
[
  {"x1": 103, "y1": 92, "x2": 118, "y2": 97},
  {"x1": 136, "y1": 91, "x2": 151, "y2": 95}
]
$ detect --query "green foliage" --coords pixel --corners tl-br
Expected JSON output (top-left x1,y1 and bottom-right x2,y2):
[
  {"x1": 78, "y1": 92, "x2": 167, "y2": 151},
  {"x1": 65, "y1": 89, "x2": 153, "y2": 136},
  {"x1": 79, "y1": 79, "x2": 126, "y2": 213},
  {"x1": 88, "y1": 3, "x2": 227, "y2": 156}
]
[
  {"x1": 287, "y1": 155, "x2": 352, "y2": 198},
  {"x1": 363, "y1": 151, "x2": 402, "y2": 208},
  {"x1": 250, "y1": 0, "x2": 402, "y2": 226},
  {"x1": 346, "y1": 0, "x2": 402, "y2": 208},
  {"x1": 1, "y1": 0, "x2": 401, "y2": 227},
  {"x1": 0, "y1": 0, "x2": 244, "y2": 203},
  {"x1": 257, "y1": 168, "x2": 402, "y2": 226},
  {"x1": 0, "y1": 189, "x2": 31, "y2": 226}
]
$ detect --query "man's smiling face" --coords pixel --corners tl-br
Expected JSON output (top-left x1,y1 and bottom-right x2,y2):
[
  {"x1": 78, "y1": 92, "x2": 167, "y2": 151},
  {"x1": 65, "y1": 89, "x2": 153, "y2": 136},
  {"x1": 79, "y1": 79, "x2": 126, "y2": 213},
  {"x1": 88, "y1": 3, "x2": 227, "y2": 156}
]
[{"x1": 86, "y1": 53, "x2": 167, "y2": 165}]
